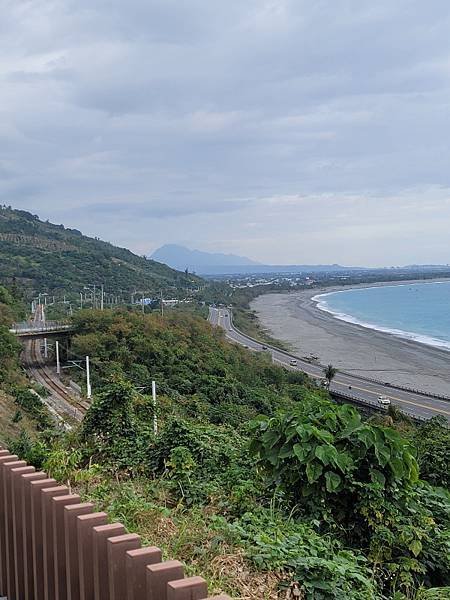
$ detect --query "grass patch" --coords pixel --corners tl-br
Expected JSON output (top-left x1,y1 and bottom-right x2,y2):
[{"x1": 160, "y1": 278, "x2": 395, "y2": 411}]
[
  {"x1": 232, "y1": 305, "x2": 292, "y2": 352},
  {"x1": 74, "y1": 476, "x2": 280, "y2": 599}
]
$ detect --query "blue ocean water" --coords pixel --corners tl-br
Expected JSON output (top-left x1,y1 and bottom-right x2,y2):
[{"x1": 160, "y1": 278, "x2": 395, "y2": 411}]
[{"x1": 313, "y1": 281, "x2": 450, "y2": 351}]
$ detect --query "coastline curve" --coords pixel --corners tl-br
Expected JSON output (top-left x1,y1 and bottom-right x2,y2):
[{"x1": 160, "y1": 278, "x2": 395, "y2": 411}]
[{"x1": 312, "y1": 284, "x2": 450, "y2": 353}]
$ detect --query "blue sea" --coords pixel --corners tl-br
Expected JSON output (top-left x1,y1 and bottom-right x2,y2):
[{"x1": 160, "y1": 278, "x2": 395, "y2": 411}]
[{"x1": 313, "y1": 281, "x2": 450, "y2": 351}]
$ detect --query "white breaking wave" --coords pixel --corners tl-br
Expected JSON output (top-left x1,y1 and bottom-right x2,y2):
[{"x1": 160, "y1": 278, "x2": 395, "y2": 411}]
[{"x1": 312, "y1": 288, "x2": 450, "y2": 352}]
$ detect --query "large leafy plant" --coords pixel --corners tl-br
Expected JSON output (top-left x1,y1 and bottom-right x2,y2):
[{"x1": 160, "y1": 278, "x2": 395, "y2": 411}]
[
  {"x1": 250, "y1": 400, "x2": 418, "y2": 520},
  {"x1": 249, "y1": 400, "x2": 450, "y2": 595}
]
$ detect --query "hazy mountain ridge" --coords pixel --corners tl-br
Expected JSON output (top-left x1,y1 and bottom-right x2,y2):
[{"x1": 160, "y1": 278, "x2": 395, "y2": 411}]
[
  {"x1": 151, "y1": 244, "x2": 261, "y2": 271},
  {"x1": 151, "y1": 244, "x2": 368, "y2": 275},
  {"x1": 151, "y1": 244, "x2": 450, "y2": 276}
]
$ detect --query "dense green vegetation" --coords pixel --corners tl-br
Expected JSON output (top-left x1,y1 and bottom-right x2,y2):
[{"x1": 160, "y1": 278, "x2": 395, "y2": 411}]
[
  {"x1": 414, "y1": 417, "x2": 450, "y2": 490},
  {"x1": 0, "y1": 206, "x2": 201, "y2": 296},
  {"x1": 0, "y1": 286, "x2": 21, "y2": 380},
  {"x1": 0, "y1": 285, "x2": 51, "y2": 439},
  {"x1": 8, "y1": 309, "x2": 450, "y2": 599},
  {"x1": 69, "y1": 309, "x2": 312, "y2": 427}
]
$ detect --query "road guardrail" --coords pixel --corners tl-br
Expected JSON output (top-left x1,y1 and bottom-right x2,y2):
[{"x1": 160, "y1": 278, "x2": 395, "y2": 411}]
[
  {"x1": 217, "y1": 307, "x2": 449, "y2": 405},
  {"x1": 211, "y1": 307, "x2": 433, "y2": 422}
]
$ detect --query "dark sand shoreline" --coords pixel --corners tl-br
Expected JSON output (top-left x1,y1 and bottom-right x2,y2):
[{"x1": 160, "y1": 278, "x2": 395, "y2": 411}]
[{"x1": 251, "y1": 280, "x2": 450, "y2": 396}]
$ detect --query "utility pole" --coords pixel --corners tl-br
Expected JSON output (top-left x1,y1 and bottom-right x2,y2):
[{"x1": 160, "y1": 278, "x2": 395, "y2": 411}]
[
  {"x1": 80, "y1": 292, "x2": 83, "y2": 310},
  {"x1": 56, "y1": 341, "x2": 60, "y2": 375},
  {"x1": 160, "y1": 290, "x2": 164, "y2": 317},
  {"x1": 152, "y1": 380, "x2": 158, "y2": 435},
  {"x1": 86, "y1": 356, "x2": 92, "y2": 399},
  {"x1": 100, "y1": 284, "x2": 104, "y2": 310},
  {"x1": 142, "y1": 292, "x2": 145, "y2": 314},
  {"x1": 93, "y1": 285, "x2": 96, "y2": 309},
  {"x1": 44, "y1": 338, "x2": 48, "y2": 359}
]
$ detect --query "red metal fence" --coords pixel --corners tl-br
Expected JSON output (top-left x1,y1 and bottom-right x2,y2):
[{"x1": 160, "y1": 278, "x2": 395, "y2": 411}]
[{"x1": 0, "y1": 448, "x2": 230, "y2": 600}]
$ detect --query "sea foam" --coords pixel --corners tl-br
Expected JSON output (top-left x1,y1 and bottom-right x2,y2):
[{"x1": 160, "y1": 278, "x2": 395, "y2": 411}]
[{"x1": 312, "y1": 283, "x2": 450, "y2": 352}]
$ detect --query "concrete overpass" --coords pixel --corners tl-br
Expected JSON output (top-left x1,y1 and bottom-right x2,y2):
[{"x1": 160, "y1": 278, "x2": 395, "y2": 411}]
[{"x1": 9, "y1": 322, "x2": 73, "y2": 340}]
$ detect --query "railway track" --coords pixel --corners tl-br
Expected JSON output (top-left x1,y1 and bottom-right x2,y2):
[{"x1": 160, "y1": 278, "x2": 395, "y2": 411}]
[{"x1": 23, "y1": 338, "x2": 89, "y2": 421}]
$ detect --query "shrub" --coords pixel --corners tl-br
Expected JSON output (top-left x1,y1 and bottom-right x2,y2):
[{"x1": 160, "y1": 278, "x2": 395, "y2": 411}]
[
  {"x1": 249, "y1": 399, "x2": 450, "y2": 595},
  {"x1": 415, "y1": 417, "x2": 450, "y2": 489},
  {"x1": 226, "y1": 509, "x2": 378, "y2": 599},
  {"x1": 12, "y1": 386, "x2": 52, "y2": 429}
]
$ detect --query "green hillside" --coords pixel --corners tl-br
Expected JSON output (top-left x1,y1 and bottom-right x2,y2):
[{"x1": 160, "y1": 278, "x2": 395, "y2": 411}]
[{"x1": 0, "y1": 206, "x2": 201, "y2": 296}]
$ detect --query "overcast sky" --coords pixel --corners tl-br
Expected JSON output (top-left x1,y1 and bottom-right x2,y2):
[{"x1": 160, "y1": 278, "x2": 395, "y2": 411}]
[{"x1": 2, "y1": 1, "x2": 450, "y2": 266}]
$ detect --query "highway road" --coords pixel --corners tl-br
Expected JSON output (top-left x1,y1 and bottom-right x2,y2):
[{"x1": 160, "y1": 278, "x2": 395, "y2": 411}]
[{"x1": 209, "y1": 306, "x2": 450, "y2": 422}]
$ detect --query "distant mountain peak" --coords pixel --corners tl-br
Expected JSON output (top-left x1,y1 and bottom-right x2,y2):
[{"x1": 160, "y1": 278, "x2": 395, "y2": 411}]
[{"x1": 151, "y1": 244, "x2": 261, "y2": 271}]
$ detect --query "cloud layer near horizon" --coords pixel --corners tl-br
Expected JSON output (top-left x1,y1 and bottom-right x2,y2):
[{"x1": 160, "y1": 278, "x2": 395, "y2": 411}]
[{"x1": 2, "y1": 0, "x2": 450, "y2": 266}]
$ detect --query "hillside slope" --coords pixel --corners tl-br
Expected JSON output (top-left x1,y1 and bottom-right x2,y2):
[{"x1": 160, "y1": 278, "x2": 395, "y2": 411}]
[{"x1": 0, "y1": 207, "x2": 201, "y2": 295}]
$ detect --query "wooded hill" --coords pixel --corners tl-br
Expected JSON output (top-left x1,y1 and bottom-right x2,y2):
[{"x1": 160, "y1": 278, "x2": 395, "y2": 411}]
[{"x1": 0, "y1": 206, "x2": 201, "y2": 295}]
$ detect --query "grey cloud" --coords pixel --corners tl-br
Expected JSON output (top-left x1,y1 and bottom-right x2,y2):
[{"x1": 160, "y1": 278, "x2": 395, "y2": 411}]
[
  {"x1": 1, "y1": 1, "x2": 450, "y2": 264},
  {"x1": 67, "y1": 196, "x2": 254, "y2": 220}
]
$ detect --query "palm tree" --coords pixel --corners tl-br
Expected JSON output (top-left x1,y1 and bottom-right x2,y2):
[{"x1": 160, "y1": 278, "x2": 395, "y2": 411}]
[{"x1": 324, "y1": 364, "x2": 337, "y2": 388}]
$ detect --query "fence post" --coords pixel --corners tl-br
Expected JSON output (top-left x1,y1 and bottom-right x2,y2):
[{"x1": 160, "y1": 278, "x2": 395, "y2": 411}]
[
  {"x1": 41, "y1": 485, "x2": 70, "y2": 600},
  {"x1": 11, "y1": 465, "x2": 35, "y2": 599},
  {"x1": 92, "y1": 523, "x2": 126, "y2": 600},
  {"x1": 146, "y1": 560, "x2": 184, "y2": 600},
  {"x1": 107, "y1": 533, "x2": 141, "y2": 600},
  {"x1": 77, "y1": 512, "x2": 108, "y2": 600},
  {"x1": 29, "y1": 478, "x2": 56, "y2": 600},
  {"x1": 64, "y1": 503, "x2": 95, "y2": 600},
  {"x1": 167, "y1": 576, "x2": 208, "y2": 600},
  {"x1": 3, "y1": 459, "x2": 27, "y2": 599},
  {"x1": 18, "y1": 470, "x2": 47, "y2": 600},
  {"x1": 52, "y1": 494, "x2": 81, "y2": 600},
  {"x1": 126, "y1": 547, "x2": 162, "y2": 600},
  {"x1": 30, "y1": 479, "x2": 59, "y2": 600},
  {"x1": 0, "y1": 453, "x2": 18, "y2": 596}
]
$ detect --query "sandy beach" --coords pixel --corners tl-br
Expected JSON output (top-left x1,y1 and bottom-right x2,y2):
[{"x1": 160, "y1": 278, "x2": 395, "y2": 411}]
[{"x1": 251, "y1": 282, "x2": 450, "y2": 396}]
